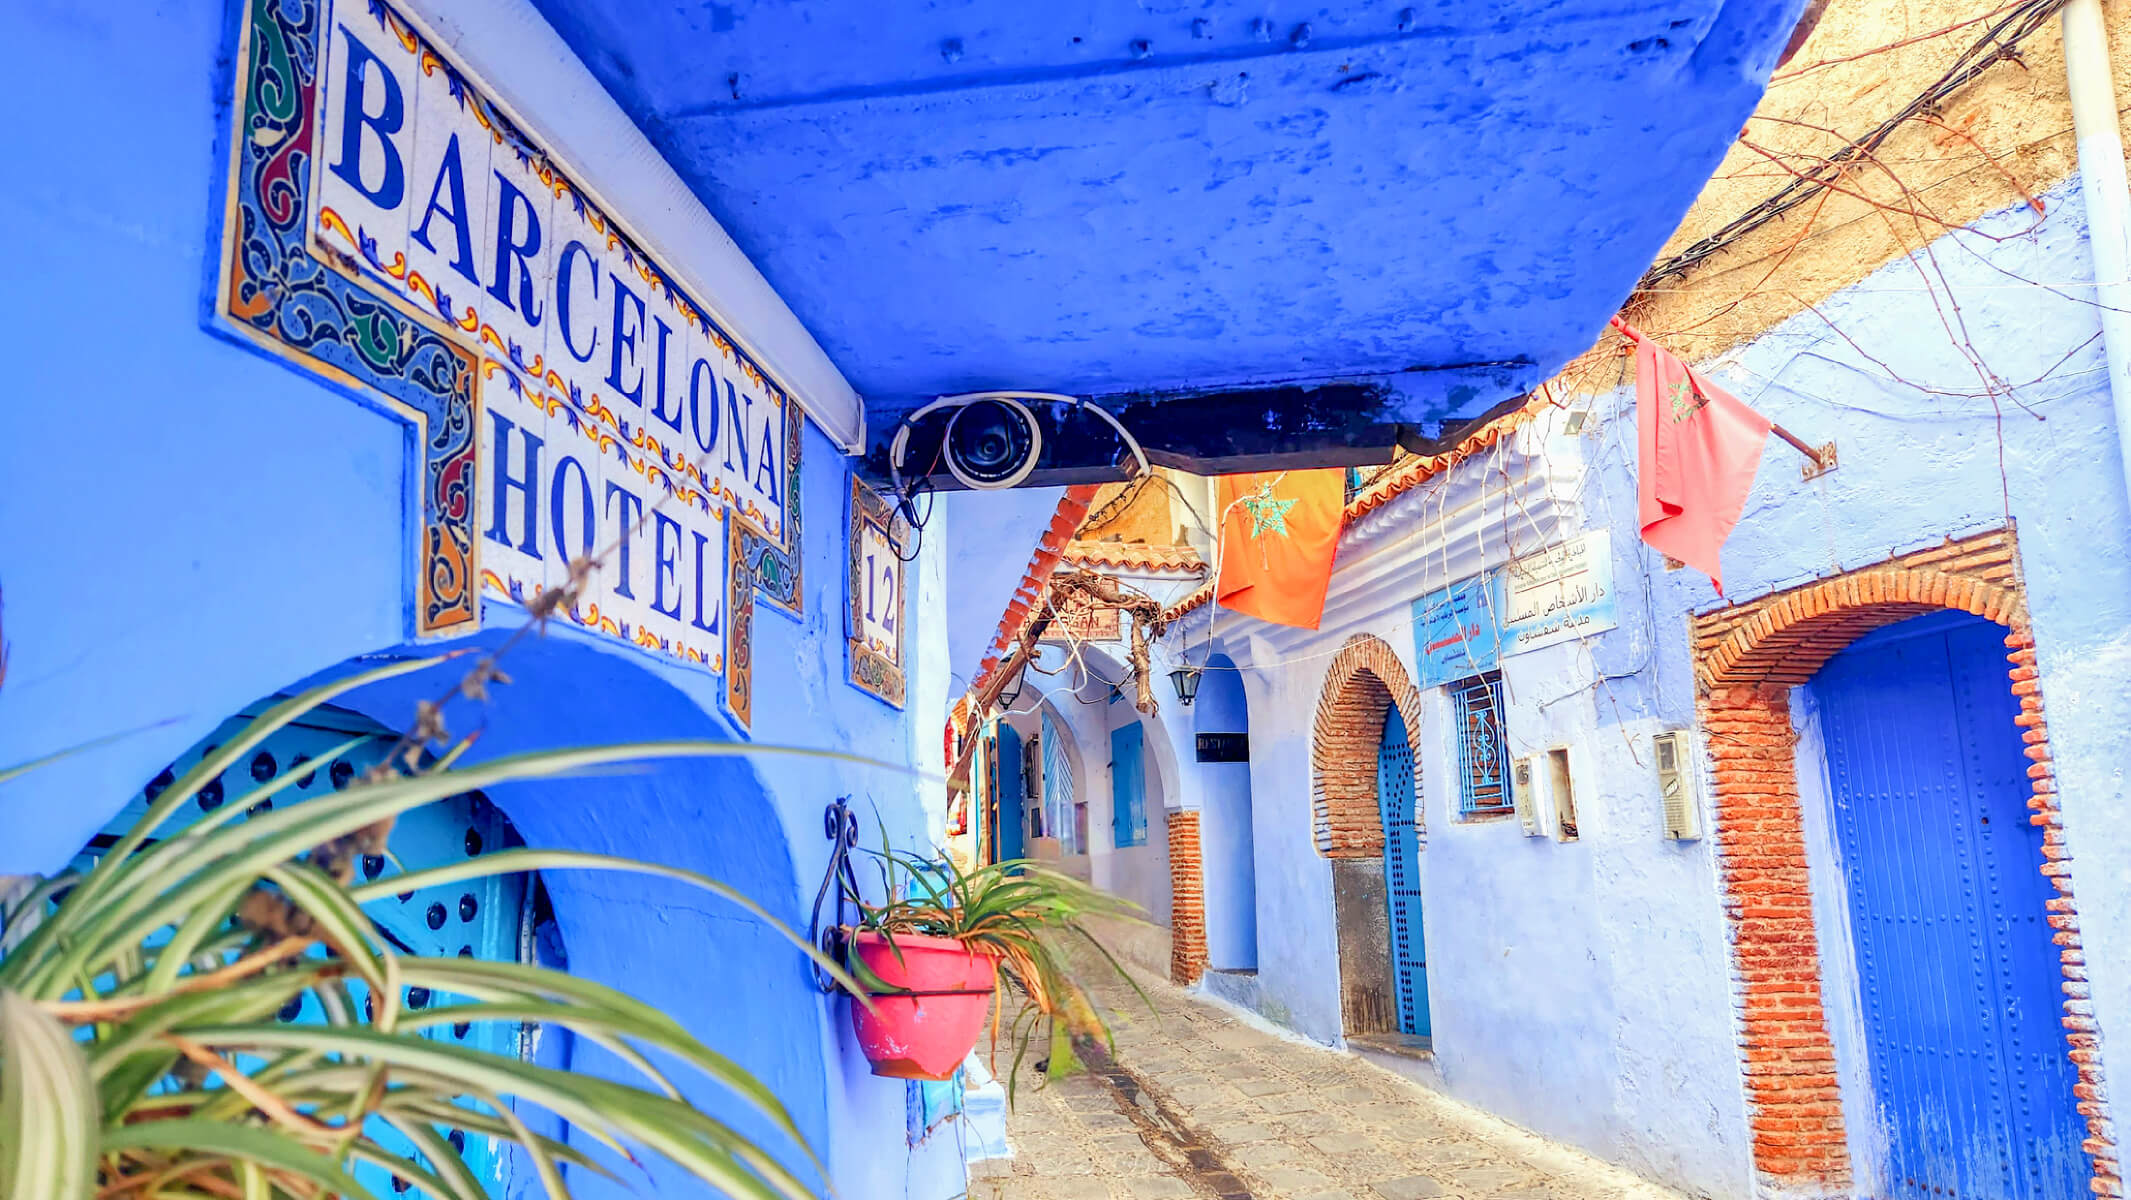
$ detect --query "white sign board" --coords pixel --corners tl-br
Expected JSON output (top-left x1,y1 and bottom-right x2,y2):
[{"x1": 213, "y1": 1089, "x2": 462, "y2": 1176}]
[{"x1": 1499, "y1": 531, "x2": 1618, "y2": 655}]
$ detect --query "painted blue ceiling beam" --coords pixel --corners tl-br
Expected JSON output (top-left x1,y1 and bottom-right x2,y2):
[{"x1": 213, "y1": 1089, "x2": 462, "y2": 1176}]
[{"x1": 532, "y1": 1, "x2": 1807, "y2": 469}]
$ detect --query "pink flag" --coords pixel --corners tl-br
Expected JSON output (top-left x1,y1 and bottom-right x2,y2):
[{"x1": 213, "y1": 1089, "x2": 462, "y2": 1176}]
[{"x1": 1623, "y1": 322, "x2": 1772, "y2": 594}]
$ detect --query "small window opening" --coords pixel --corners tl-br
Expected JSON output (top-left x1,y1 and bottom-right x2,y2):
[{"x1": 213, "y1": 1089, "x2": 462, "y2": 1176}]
[
  {"x1": 1548, "y1": 746, "x2": 1579, "y2": 842},
  {"x1": 1450, "y1": 671, "x2": 1512, "y2": 818}
]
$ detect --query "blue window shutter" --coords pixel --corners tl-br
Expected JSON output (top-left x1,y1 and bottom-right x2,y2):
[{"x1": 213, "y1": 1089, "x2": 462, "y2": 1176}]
[
  {"x1": 995, "y1": 721, "x2": 1024, "y2": 863},
  {"x1": 1110, "y1": 723, "x2": 1146, "y2": 849}
]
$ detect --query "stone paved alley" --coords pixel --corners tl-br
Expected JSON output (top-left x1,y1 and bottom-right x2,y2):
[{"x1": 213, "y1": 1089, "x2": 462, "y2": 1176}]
[{"x1": 970, "y1": 964, "x2": 1687, "y2": 1200}]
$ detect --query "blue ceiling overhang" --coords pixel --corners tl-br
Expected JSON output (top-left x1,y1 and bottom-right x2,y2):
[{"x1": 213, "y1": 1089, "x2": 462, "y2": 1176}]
[{"x1": 532, "y1": 0, "x2": 1804, "y2": 471}]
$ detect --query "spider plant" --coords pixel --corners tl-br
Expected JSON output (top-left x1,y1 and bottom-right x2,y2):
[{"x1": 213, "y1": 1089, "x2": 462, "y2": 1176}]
[
  {"x1": 847, "y1": 848, "x2": 1149, "y2": 1102},
  {"x1": 0, "y1": 655, "x2": 882, "y2": 1200}
]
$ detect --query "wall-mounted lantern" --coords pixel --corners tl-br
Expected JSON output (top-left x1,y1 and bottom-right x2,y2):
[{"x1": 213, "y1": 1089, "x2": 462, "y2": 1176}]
[
  {"x1": 995, "y1": 668, "x2": 1026, "y2": 712},
  {"x1": 1168, "y1": 665, "x2": 1202, "y2": 707}
]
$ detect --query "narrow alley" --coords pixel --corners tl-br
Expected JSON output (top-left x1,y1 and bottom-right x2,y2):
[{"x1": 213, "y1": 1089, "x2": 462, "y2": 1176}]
[{"x1": 973, "y1": 963, "x2": 1682, "y2": 1200}]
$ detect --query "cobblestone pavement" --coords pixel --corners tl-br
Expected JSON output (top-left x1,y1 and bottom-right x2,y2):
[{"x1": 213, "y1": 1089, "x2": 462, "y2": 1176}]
[{"x1": 967, "y1": 966, "x2": 1687, "y2": 1200}]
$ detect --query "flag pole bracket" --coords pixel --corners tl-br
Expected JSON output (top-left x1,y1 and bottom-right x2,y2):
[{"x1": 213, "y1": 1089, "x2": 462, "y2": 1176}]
[{"x1": 1771, "y1": 424, "x2": 1837, "y2": 479}]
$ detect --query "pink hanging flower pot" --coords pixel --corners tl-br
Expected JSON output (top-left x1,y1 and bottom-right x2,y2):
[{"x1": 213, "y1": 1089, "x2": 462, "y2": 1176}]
[{"x1": 846, "y1": 930, "x2": 1000, "y2": 1081}]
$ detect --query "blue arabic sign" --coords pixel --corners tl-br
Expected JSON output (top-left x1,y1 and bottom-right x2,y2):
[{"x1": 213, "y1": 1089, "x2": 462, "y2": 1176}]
[
  {"x1": 1411, "y1": 572, "x2": 1501, "y2": 688},
  {"x1": 1411, "y1": 533, "x2": 1619, "y2": 687}
]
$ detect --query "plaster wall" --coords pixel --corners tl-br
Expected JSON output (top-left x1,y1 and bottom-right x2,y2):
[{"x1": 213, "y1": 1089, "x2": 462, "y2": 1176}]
[
  {"x1": 1001, "y1": 669, "x2": 1175, "y2": 930},
  {"x1": 1193, "y1": 654, "x2": 1259, "y2": 971},
  {"x1": 0, "y1": 3, "x2": 959, "y2": 1196},
  {"x1": 1097, "y1": 699, "x2": 1173, "y2": 931},
  {"x1": 1157, "y1": 178, "x2": 2131, "y2": 1198},
  {"x1": 1163, "y1": 425, "x2": 1755, "y2": 1196},
  {"x1": 1581, "y1": 180, "x2": 2131, "y2": 1197}
]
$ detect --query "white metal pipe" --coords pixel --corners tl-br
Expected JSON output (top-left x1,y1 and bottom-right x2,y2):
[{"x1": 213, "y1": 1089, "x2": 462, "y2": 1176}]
[{"x1": 2064, "y1": 0, "x2": 2131, "y2": 511}]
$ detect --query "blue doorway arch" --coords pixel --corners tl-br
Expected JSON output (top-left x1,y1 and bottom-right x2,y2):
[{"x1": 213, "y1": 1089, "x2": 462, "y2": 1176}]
[
  {"x1": 1378, "y1": 706, "x2": 1429, "y2": 1039},
  {"x1": 1813, "y1": 611, "x2": 2087, "y2": 1199},
  {"x1": 1196, "y1": 654, "x2": 1258, "y2": 971}
]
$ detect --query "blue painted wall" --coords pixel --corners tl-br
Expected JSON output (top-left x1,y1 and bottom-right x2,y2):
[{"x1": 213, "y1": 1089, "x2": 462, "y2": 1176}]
[
  {"x1": 0, "y1": 2, "x2": 959, "y2": 1196},
  {"x1": 1583, "y1": 179, "x2": 2131, "y2": 1197},
  {"x1": 1153, "y1": 180, "x2": 2131, "y2": 1199},
  {"x1": 1193, "y1": 653, "x2": 1257, "y2": 971}
]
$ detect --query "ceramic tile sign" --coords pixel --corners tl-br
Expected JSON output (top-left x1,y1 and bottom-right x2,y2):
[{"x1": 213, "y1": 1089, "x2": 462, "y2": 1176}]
[
  {"x1": 847, "y1": 479, "x2": 910, "y2": 708},
  {"x1": 1411, "y1": 571, "x2": 1502, "y2": 689},
  {"x1": 1497, "y1": 531, "x2": 1617, "y2": 657},
  {"x1": 1041, "y1": 590, "x2": 1122, "y2": 644},
  {"x1": 212, "y1": 0, "x2": 803, "y2": 670}
]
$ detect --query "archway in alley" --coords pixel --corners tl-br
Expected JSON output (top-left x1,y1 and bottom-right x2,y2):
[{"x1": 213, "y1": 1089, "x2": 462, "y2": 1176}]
[
  {"x1": 1693, "y1": 528, "x2": 2104, "y2": 1200},
  {"x1": 1309, "y1": 634, "x2": 1427, "y2": 1041},
  {"x1": 1195, "y1": 653, "x2": 1258, "y2": 974}
]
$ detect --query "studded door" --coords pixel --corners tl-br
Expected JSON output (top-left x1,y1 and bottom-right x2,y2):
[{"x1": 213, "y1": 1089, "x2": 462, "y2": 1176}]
[
  {"x1": 69, "y1": 702, "x2": 533, "y2": 1198},
  {"x1": 1377, "y1": 706, "x2": 1430, "y2": 1038},
  {"x1": 1813, "y1": 613, "x2": 2088, "y2": 1199}
]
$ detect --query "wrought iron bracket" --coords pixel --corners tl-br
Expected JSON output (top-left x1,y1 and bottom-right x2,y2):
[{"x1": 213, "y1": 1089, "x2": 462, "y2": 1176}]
[{"x1": 808, "y1": 797, "x2": 861, "y2": 994}]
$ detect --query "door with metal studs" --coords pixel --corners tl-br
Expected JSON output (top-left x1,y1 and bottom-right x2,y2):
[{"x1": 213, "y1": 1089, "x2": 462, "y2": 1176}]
[
  {"x1": 66, "y1": 702, "x2": 537, "y2": 1197},
  {"x1": 1813, "y1": 612, "x2": 2088, "y2": 1200},
  {"x1": 1377, "y1": 705, "x2": 1430, "y2": 1040}
]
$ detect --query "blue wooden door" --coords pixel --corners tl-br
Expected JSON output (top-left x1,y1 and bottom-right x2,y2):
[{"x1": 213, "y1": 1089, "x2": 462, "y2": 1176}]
[
  {"x1": 1041, "y1": 711, "x2": 1080, "y2": 854},
  {"x1": 1814, "y1": 613, "x2": 2087, "y2": 1200},
  {"x1": 993, "y1": 721, "x2": 1025, "y2": 863},
  {"x1": 67, "y1": 704, "x2": 533, "y2": 1197},
  {"x1": 1377, "y1": 706, "x2": 1430, "y2": 1038},
  {"x1": 1110, "y1": 722, "x2": 1147, "y2": 849}
]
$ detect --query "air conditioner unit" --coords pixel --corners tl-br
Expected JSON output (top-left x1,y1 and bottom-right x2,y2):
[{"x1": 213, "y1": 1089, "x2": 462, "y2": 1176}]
[
  {"x1": 1511, "y1": 757, "x2": 1541, "y2": 837},
  {"x1": 1655, "y1": 729, "x2": 1701, "y2": 841}
]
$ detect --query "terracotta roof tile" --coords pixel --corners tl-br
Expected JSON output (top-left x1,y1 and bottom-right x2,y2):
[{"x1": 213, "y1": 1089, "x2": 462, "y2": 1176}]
[
  {"x1": 948, "y1": 484, "x2": 1102, "y2": 787},
  {"x1": 1060, "y1": 541, "x2": 1206, "y2": 573}
]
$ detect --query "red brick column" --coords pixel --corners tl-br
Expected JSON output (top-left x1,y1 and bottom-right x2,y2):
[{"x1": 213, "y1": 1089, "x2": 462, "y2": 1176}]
[
  {"x1": 1168, "y1": 811, "x2": 1206, "y2": 985},
  {"x1": 1310, "y1": 635, "x2": 1425, "y2": 857},
  {"x1": 2009, "y1": 626, "x2": 2121, "y2": 1197},
  {"x1": 1700, "y1": 686, "x2": 1850, "y2": 1194},
  {"x1": 1690, "y1": 528, "x2": 2114, "y2": 1197}
]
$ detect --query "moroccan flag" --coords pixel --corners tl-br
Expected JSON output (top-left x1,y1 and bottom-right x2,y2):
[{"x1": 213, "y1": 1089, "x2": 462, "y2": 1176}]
[
  {"x1": 1215, "y1": 470, "x2": 1345, "y2": 629},
  {"x1": 1625, "y1": 322, "x2": 1773, "y2": 594}
]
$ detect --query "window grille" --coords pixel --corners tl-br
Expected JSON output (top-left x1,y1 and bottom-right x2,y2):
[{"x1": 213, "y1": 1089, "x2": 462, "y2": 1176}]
[{"x1": 1450, "y1": 672, "x2": 1512, "y2": 816}]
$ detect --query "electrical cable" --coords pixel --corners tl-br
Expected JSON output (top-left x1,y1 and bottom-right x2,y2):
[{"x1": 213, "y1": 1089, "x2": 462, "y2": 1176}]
[{"x1": 1638, "y1": 0, "x2": 2069, "y2": 291}]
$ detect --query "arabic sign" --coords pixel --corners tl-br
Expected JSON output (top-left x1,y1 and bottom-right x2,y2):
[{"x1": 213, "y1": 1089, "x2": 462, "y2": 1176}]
[
  {"x1": 1498, "y1": 531, "x2": 1618, "y2": 656},
  {"x1": 1411, "y1": 572, "x2": 1501, "y2": 688},
  {"x1": 1411, "y1": 533, "x2": 1619, "y2": 685}
]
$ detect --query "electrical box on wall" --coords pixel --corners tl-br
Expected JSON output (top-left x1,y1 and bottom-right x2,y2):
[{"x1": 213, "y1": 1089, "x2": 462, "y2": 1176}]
[
  {"x1": 1510, "y1": 757, "x2": 1541, "y2": 836},
  {"x1": 1655, "y1": 729, "x2": 1701, "y2": 840}
]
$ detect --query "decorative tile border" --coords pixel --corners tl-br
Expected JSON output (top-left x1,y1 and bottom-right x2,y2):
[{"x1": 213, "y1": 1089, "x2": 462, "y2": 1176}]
[{"x1": 210, "y1": 0, "x2": 806, "y2": 654}]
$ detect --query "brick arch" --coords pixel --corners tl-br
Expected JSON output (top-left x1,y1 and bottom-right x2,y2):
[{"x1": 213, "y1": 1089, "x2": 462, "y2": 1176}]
[
  {"x1": 1691, "y1": 530, "x2": 2114, "y2": 1198},
  {"x1": 1701, "y1": 567, "x2": 2026, "y2": 689},
  {"x1": 1310, "y1": 635, "x2": 1425, "y2": 858}
]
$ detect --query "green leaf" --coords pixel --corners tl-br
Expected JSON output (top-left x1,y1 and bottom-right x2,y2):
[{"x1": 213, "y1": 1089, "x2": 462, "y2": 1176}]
[
  {"x1": 350, "y1": 848, "x2": 871, "y2": 1001},
  {"x1": 0, "y1": 989, "x2": 96, "y2": 1200},
  {"x1": 172, "y1": 1023, "x2": 813, "y2": 1200},
  {"x1": 99, "y1": 1118, "x2": 379, "y2": 1199}
]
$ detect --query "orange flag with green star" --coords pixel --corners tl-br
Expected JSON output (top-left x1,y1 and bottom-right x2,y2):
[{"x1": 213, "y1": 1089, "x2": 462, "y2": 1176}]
[{"x1": 1214, "y1": 470, "x2": 1346, "y2": 630}]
